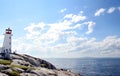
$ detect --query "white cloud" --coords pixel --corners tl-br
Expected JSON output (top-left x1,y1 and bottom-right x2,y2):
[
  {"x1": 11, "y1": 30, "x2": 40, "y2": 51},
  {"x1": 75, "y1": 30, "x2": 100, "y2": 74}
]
[
  {"x1": 60, "y1": 8, "x2": 67, "y2": 13},
  {"x1": 94, "y1": 8, "x2": 106, "y2": 16},
  {"x1": 0, "y1": 35, "x2": 4, "y2": 40},
  {"x1": 50, "y1": 35, "x2": 120, "y2": 58},
  {"x1": 1, "y1": 8, "x2": 120, "y2": 58},
  {"x1": 118, "y1": 7, "x2": 120, "y2": 11},
  {"x1": 98, "y1": 36, "x2": 120, "y2": 55},
  {"x1": 73, "y1": 24, "x2": 82, "y2": 29},
  {"x1": 65, "y1": 36, "x2": 120, "y2": 57},
  {"x1": 25, "y1": 13, "x2": 87, "y2": 42},
  {"x1": 72, "y1": 14, "x2": 86, "y2": 23},
  {"x1": 64, "y1": 13, "x2": 86, "y2": 23},
  {"x1": 24, "y1": 22, "x2": 46, "y2": 39},
  {"x1": 13, "y1": 29, "x2": 120, "y2": 58},
  {"x1": 95, "y1": 7, "x2": 120, "y2": 17},
  {"x1": 107, "y1": 7, "x2": 116, "y2": 13},
  {"x1": 86, "y1": 21, "x2": 96, "y2": 34},
  {"x1": 24, "y1": 13, "x2": 87, "y2": 44},
  {"x1": 13, "y1": 12, "x2": 120, "y2": 58},
  {"x1": 12, "y1": 12, "x2": 94, "y2": 58},
  {"x1": 64, "y1": 14, "x2": 73, "y2": 19},
  {"x1": 79, "y1": 11, "x2": 84, "y2": 14},
  {"x1": 0, "y1": 35, "x2": 4, "y2": 47}
]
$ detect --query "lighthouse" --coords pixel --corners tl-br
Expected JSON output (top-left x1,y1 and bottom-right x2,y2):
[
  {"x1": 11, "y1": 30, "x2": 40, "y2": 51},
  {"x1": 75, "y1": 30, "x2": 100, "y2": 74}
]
[{"x1": 0, "y1": 28, "x2": 12, "y2": 60}]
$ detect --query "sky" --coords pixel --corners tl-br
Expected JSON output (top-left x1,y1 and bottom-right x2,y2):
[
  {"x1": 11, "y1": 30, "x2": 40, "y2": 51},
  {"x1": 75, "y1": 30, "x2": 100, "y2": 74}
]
[{"x1": 0, "y1": 0, "x2": 120, "y2": 58}]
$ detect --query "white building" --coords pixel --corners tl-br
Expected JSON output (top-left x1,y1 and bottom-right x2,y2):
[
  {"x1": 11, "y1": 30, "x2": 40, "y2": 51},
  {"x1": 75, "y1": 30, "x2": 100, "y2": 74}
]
[{"x1": 0, "y1": 28, "x2": 12, "y2": 60}]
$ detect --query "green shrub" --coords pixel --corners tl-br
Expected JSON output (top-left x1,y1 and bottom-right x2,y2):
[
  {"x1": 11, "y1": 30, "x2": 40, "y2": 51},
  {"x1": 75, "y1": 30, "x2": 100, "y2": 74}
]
[{"x1": 0, "y1": 59, "x2": 12, "y2": 65}]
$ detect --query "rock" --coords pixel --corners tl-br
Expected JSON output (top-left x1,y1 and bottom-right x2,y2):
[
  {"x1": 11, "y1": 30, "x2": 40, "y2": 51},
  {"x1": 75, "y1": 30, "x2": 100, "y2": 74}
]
[
  {"x1": 57, "y1": 70, "x2": 80, "y2": 76},
  {"x1": 22, "y1": 54, "x2": 56, "y2": 69},
  {"x1": 11, "y1": 54, "x2": 24, "y2": 60},
  {"x1": 31, "y1": 67, "x2": 57, "y2": 76},
  {"x1": 26, "y1": 68, "x2": 31, "y2": 72},
  {"x1": 30, "y1": 70, "x2": 47, "y2": 76},
  {"x1": 59, "y1": 68, "x2": 68, "y2": 71},
  {"x1": 1, "y1": 69, "x2": 13, "y2": 75},
  {"x1": 22, "y1": 55, "x2": 41, "y2": 67},
  {"x1": 0, "y1": 53, "x2": 81, "y2": 76},
  {"x1": 40, "y1": 68, "x2": 56, "y2": 75},
  {"x1": 11, "y1": 59, "x2": 31, "y2": 66},
  {"x1": 20, "y1": 73, "x2": 37, "y2": 76},
  {"x1": 12, "y1": 67, "x2": 24, "y2": 73},
  {"x1": 0, "y1": 72, "x2": 8, "y2": 76},
  {"x1": 0, "y1": 64, "x2": 9, "y2": 70},
  {"x1": 40, "y1": 60, "x2": 56, "y2": 69},
  {"x1": 1, "y1": 69, "x2": 12, "y2": 73}
]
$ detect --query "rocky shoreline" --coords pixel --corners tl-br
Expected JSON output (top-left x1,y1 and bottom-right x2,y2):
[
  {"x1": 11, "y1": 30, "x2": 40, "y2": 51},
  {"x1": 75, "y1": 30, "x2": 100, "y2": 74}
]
[{"x1": 0, "y1": 53, "x2": 81, "y2": 76}]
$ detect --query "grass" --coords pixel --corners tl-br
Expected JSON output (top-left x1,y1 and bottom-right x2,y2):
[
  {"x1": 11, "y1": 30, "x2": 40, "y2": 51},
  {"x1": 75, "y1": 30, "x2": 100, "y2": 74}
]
[
  {"x1": 40, "y1": 64, "x2": 47, "y2": 68},
  {"x1": 0, "y1": 59, "x2": 12, "y2": 65},
  {"x1": 10, "y1": 64, "x2": 35, "y2": 70},
  {"x1": 7, "y1": 70, "x2": 19, "y2": 76}
]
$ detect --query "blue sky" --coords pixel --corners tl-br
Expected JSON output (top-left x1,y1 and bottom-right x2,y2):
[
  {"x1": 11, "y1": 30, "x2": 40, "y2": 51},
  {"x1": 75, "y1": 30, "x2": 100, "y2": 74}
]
[{"x1": 0, "y1": 0, "x2": 120, "y2": 58}]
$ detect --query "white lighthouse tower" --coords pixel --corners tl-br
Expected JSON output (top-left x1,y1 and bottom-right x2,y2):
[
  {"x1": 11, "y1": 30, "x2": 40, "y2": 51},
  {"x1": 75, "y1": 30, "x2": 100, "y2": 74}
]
[{"x1": 0, "y1": 28, "x2": 12, "y2": 59}]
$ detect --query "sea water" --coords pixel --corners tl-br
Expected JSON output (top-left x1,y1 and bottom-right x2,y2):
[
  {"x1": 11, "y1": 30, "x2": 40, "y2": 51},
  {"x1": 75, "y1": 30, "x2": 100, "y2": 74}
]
[{"x1": 45, "y1": 58, "x2": 120, "y2": 76}]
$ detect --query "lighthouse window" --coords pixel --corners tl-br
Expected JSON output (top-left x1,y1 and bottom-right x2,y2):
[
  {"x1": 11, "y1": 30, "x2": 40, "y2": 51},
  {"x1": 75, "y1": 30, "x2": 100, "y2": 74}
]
[
  {"x1": 6, "y1": 49, "x2": 8, "y2": 52},
  {"x1": 9, "y1": 37, "x2": 11, "y2": 39}
]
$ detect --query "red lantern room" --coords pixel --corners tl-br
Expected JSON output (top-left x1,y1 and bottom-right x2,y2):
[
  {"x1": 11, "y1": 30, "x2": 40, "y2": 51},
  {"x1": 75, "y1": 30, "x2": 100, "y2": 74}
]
[{"x1": 6, "y1": 28, "x2": 12, "y2": 34}]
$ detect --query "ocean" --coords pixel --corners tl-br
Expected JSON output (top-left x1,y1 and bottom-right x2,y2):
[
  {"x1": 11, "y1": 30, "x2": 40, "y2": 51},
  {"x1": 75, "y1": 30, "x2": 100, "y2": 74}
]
[{"x1": 45, "y1": 58, "x2": 120, "y2": 76}]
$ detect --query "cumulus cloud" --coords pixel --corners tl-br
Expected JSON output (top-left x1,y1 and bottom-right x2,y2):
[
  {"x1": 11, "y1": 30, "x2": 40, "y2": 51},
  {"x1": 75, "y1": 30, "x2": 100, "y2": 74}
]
[
  {"x1": 50, "y1": 35, "x2": 120, "y2": 57},
  {"x1": 64, "y1": 13, "x2": 86, "y2": 23},
  {"x1": 72, "y1": 15, "x2": 86, "y2": 23},
  {"x1": 73, "y1": 21, "x2": 96, "y2": 34},
  {"x1": 94, "y1": 8, "x2": 106, "y2": 16},
  {"x1": 0, "y1": 7, "x2": 120, "y2": 58},
  {"x1": 86, "y1": 21, "x2": 96, "y2": 34},
  {"x1": 65, "y1": 36, "x2": 120, "y2": 57},
  {"x1": 12, "y1": 12, "x2": 120, "y2": 58},
  {"x1": 64, "y1": 14, "x2": 73, "y2": 19},
  {"x1": 73, "y1": 24, "x2": 82, "y2": 29},
  {"x1": 13, "y1": 29, "x2": 120, "y2": 58},
  {"x1": 60, "y1": 8, "x2": 67, "y2": 13},
  {"x1": 97, "y1": 36, "x2": 120, "y2": 55},
  {"x1": 11, "y1": 11, "x2": 97, "y2": 58},
  {"x1": 95, "y1": 6, "x2": 120, "y2": 17},
  {"x1": 24, "y1": 12, "x2": 88, "y2": 44},
  {"x1": 107, "y1": 7, "x2": 116, "y2": 13},
  {"x1": 24, "y1": 22, "x2": 46, "y2": 39}
]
